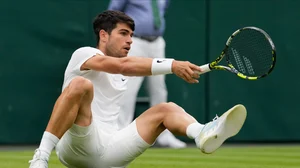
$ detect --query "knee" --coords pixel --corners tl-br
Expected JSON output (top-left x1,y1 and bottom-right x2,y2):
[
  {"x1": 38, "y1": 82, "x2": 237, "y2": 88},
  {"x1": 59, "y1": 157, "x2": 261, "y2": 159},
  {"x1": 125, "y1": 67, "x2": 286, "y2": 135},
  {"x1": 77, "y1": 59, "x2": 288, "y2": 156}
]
[
  {"x1": 67, "y1": 77, "x2": 93, "y2": 97},
  {"x1": 156, "y1": 102, "x2": 178, "y2": 113}
]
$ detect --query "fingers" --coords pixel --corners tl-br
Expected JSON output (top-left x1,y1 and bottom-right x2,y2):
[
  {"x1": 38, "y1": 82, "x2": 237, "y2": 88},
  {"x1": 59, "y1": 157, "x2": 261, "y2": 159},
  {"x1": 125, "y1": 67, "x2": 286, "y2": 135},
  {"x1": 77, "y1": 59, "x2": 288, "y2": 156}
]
[
  {"x1": 178, "y1": 68, "x2": 199, "y2": 84},
  {"x1": 184, "y1": 71, "x2": 199, "y2": 83},
  {"x1": 187, "y1": 68, "x2": 200, "y2": 79},
  {"x1": 187, "y1": 62, "x2": 201, "y2": 81},
  {"x1": 173, "y1": 61, "x2": 202, "y2": 84},
  {"x1": 176, "y1": 71, "x2": 198, "y2": 84},
  {"x1": 185, "y1": 68, "x2": 199, "y2": 83},
  {"x1": 190, "y1": 63, "x2": 202, "y2": 73}
]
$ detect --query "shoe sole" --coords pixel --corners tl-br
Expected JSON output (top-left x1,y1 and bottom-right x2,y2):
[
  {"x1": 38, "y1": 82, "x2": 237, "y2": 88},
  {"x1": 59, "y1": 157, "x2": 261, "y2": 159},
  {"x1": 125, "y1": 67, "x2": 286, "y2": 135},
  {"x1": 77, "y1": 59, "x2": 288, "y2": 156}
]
[{"x1": 200, "y1": 104, "x2": 247, "y2": 154}]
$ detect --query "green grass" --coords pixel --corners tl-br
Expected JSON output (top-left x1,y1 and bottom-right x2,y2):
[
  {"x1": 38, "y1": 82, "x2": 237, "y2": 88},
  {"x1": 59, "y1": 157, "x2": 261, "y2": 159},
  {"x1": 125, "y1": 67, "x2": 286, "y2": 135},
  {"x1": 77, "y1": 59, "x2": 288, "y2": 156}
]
[{"x1": 0, "y1": 146, "x2": 299, "y2": 168}]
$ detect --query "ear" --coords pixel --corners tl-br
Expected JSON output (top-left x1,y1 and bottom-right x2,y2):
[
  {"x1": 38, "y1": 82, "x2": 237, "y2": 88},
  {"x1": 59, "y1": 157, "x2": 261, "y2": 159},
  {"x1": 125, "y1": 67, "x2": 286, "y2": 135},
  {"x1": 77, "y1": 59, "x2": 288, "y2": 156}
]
[{"x1": 99, "y1": 30, "x2": 108, "y2": 42}]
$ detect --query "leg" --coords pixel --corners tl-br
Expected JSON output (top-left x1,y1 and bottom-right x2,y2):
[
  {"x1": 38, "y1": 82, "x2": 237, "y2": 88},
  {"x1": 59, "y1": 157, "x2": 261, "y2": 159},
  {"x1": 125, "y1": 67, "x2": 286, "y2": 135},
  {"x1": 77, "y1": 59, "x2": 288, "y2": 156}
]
[
  {"x1": 136, "y1": 102, "x2": 197, "y2": 144},
  {"x1": 55, "y1": 122, "x2": 102, "y2": 168},
  {"x1": 100, "y1": 103, "x2": 196, "y2": 167},
  {"x1": 29, "y1": 77, "x2": 94, "y2": 168},
  {"x1": 46, "y1": 76, "x2": 94, "y2": 137},
  {"x1": 136, "y1": 102, "x2": 247, "y2": 154},
  {"x1": 100, "y1": 120, "x2": 151, "y2": 167}
]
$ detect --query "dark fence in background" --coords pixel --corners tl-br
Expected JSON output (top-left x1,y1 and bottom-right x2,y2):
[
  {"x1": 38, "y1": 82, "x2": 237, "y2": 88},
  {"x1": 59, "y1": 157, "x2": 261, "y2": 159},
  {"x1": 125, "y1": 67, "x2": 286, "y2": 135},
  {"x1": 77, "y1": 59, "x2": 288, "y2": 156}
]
[{"x1": 0, "y1": 0, "x2": 298, "y2": 144}]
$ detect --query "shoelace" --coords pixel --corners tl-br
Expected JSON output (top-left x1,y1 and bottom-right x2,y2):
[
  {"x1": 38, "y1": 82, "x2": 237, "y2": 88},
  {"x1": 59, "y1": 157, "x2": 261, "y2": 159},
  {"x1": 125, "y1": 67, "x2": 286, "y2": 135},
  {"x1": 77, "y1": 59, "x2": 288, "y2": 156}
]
[
  {"x1": 28, "y1": 149, "x2": 48, "y2": 165},
  {"x1": 202, "y1": 114, "x2": 220, "y2": 134},
  {"x1": 212, "y1": 114, "x2": 219, "y2": 121},
  {"x1": 29, "y1": 149, "x2": 40, "y2": 163}
]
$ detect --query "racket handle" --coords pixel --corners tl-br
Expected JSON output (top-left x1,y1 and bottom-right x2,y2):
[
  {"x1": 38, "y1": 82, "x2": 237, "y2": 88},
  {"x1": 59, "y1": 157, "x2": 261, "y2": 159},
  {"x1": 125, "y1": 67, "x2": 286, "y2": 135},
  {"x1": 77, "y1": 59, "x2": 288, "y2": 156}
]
[{"x1": 198, "y1": 64, "x2": 211, "y2": 74}]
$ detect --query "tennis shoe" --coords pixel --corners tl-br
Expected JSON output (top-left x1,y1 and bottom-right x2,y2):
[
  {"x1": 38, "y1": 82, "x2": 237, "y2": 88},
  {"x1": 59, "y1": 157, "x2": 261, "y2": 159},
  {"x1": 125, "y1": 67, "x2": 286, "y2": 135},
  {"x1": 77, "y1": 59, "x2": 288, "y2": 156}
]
[
  {"x1": 29, "y1": 149, "x2": 48, "y2": 168},
  {"x1": 196, "y1": 104, "x2": 247, "y2": 154}
]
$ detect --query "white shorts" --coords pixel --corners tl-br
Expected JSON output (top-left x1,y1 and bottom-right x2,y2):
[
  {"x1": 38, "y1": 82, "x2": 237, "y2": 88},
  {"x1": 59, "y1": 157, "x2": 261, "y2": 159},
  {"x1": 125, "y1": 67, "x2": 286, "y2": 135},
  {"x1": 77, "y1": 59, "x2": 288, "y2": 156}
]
[{"x1": 56, "y1": 120, "x2": 151, "y2": 168}]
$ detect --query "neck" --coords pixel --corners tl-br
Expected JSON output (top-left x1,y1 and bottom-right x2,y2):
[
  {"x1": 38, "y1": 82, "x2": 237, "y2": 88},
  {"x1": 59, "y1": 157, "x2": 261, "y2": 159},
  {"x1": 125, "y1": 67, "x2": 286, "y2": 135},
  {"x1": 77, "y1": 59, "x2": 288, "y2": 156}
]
[{"x1": 97, "y1": 45, "x2": 107, "y2": 55}]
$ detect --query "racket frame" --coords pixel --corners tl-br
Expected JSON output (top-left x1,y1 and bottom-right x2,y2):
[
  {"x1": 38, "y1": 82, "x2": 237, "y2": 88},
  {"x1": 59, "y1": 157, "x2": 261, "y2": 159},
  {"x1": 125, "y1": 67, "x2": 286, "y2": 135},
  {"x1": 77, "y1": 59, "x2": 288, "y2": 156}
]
[{"x1": 199, "y1": 27, "x2": 276, "y2": 80}]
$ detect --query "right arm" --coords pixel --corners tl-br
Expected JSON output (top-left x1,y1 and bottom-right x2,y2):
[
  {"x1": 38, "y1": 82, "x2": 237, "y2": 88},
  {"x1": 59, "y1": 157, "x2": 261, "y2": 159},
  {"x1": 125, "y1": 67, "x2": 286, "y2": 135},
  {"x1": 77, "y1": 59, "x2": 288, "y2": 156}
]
[{"x1": 81, "y1": 54, "x2": 201, "y2": 84}]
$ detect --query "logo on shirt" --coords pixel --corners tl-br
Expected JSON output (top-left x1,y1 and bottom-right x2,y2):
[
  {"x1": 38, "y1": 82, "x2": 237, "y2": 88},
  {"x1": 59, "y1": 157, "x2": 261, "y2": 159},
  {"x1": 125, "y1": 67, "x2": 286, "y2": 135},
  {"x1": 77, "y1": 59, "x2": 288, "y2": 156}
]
[{"x1": 121, "y1": 78, "x2": 126, "y2": 81}]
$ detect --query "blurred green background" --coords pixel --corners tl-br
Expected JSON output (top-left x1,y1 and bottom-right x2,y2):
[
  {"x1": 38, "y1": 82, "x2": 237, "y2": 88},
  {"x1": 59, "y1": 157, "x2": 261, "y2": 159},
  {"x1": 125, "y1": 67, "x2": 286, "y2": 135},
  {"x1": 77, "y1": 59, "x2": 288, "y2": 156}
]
[{"x1": 0, "y1": 0, "x2": 298, "y2": 144}]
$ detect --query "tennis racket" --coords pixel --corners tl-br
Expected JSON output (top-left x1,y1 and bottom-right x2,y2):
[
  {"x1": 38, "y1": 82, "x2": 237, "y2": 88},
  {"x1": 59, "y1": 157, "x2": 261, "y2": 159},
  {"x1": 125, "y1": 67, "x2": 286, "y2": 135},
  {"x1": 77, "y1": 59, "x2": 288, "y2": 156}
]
[{"x1": 199, "y1": 26, "x2": 276, "y2": 80}]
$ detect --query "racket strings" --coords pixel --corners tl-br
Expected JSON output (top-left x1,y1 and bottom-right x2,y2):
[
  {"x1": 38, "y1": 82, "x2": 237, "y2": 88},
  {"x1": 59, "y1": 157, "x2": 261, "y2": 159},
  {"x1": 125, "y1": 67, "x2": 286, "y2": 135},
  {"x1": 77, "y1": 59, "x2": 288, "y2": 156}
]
[{"x1": 226, "y1": 29, "x2": 274, "y2": 77}]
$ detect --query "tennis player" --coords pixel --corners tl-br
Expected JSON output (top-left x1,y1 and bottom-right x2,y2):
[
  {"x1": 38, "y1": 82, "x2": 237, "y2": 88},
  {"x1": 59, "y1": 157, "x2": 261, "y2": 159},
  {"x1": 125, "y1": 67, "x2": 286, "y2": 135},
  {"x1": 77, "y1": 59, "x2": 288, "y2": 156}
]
[{"x1": 29, "y1": 10, "x2": 247, "y2": 168}]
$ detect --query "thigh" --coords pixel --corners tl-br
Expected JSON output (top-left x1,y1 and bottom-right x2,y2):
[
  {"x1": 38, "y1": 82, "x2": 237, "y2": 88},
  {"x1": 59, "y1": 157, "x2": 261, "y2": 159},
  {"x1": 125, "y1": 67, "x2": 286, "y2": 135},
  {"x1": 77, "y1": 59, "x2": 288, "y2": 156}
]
[
  {"x1": 102, "y1": 120, "x2": 151, "y2": 167},
  {"x1": 135, "y1": 102, "x2": 195, "y2": 144},
  {"x1": 56, "y1": 122, "x2": 104, "y2": 168}
]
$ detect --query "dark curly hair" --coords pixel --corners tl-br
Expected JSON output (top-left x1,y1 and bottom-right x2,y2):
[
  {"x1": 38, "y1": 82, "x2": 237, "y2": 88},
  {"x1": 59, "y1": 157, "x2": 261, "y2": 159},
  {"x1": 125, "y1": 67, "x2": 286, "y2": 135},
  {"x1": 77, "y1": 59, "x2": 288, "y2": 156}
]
[{"x1": 93, "y1": 10, "x2": 135, "y2": 45}]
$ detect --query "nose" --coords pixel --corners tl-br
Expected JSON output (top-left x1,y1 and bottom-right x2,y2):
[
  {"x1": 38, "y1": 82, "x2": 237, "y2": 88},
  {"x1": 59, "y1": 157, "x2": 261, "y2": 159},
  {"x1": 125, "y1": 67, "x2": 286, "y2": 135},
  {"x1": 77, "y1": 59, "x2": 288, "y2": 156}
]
[{"x1": 127, "y1": 36, "x2": 133, "y2": 45}]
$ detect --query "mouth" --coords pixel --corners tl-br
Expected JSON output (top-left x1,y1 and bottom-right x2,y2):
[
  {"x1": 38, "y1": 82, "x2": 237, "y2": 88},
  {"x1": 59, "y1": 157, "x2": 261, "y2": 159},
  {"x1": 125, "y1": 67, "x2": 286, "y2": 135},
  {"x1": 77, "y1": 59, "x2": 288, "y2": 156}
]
[{"x1": 123, "y1": 46, "x2": 130, "y2": 52}]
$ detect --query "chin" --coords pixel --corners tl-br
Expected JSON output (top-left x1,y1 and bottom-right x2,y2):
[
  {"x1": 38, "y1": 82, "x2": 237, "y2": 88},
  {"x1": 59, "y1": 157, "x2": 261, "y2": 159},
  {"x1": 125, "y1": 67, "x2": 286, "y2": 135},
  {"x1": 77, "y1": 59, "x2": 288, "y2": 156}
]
[
  {"x1": 117, "y1": 54, "x2": 126, "y2": 58},
  {"x1": 121, "y1": 52, "x2": 128, "y2": 57}
]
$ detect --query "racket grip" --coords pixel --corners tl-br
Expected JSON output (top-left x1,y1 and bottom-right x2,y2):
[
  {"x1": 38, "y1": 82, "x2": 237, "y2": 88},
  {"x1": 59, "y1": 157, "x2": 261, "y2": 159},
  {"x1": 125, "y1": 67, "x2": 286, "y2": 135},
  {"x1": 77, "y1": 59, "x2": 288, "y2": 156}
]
[{"x1": 198, "y1": 64, "x2": 211, "y2": 74}]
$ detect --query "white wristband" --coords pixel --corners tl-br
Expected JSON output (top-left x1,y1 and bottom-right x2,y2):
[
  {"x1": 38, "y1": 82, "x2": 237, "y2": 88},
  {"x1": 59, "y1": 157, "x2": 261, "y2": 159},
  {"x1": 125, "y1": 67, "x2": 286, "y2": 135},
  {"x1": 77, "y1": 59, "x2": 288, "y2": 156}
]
[{"x1": 151, "y1": 58, "x2": 174, "y2": 75}]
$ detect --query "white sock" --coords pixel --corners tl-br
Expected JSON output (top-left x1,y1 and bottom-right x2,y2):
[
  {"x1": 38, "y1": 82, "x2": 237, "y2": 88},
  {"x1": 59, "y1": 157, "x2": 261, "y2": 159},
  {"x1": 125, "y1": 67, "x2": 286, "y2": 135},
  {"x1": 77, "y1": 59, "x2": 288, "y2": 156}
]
[
  {"x1": 38, "y1": 131, "x2": 59, "y2": 160},
  {"x1": 186, "y1": 122, "x2": 204, "y2": 139}
]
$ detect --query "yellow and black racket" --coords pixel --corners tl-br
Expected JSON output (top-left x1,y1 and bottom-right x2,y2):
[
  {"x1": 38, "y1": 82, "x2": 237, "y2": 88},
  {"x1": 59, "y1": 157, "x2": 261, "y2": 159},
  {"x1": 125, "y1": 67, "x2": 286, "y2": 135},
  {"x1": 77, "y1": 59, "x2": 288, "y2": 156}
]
[{"x1": 199, "y1": 27, "x2": 276, "y2": 80}]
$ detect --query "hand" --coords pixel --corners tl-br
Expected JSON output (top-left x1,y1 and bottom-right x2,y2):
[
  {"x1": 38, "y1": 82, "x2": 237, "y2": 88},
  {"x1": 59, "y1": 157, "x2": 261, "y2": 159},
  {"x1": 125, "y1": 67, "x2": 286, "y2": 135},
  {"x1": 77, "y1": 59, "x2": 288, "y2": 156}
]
[{"x1": 172, "y1": 60, "x2": 202, "y2": 83}]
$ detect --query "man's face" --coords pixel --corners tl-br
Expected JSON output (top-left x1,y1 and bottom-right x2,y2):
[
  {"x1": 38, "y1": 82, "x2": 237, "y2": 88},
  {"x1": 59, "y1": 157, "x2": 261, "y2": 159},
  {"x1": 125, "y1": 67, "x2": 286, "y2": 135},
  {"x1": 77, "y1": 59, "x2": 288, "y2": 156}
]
[{"x1": 106, "y1": 23, "x2": 133, "y2": 57}]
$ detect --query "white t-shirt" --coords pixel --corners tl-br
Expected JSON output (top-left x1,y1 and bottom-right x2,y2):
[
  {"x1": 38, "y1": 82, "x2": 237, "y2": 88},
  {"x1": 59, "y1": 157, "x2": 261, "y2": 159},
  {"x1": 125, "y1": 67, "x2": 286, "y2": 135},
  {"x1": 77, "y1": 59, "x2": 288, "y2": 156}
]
[{"x1": 62, "y1": 47, "x2": 128, "y2": 131}]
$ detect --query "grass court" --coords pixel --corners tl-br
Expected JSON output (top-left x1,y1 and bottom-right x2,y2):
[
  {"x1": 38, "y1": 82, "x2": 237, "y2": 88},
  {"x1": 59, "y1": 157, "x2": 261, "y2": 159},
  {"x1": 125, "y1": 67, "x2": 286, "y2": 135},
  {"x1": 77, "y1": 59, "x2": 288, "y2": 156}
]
[{"x1": 1, "y1": 145, "x2": 299, "y2": 168}]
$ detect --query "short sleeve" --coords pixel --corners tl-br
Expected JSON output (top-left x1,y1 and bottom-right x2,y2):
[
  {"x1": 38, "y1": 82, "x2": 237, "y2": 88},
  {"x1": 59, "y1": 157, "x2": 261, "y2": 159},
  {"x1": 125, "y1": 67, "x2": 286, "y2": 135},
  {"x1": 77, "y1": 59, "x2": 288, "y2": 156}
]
[{"x1": 68, "y1": 47, "x2": 104, "y2": 75}]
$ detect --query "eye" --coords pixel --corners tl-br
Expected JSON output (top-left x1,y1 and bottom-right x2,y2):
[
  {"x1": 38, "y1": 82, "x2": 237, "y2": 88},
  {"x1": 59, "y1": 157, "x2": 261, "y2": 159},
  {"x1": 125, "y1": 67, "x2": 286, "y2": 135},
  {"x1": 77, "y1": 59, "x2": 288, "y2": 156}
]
[{"x1": 120, "y1": 32, "x2": 127, "y2": 36}]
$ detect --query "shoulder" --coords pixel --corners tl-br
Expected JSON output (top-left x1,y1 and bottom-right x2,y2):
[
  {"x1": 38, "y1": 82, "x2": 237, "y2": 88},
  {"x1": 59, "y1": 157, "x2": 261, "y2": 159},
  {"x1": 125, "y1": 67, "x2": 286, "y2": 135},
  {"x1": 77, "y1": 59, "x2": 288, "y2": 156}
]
[{"x1": 73, "y1": 47, "x2": 104, "y2": 55}]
